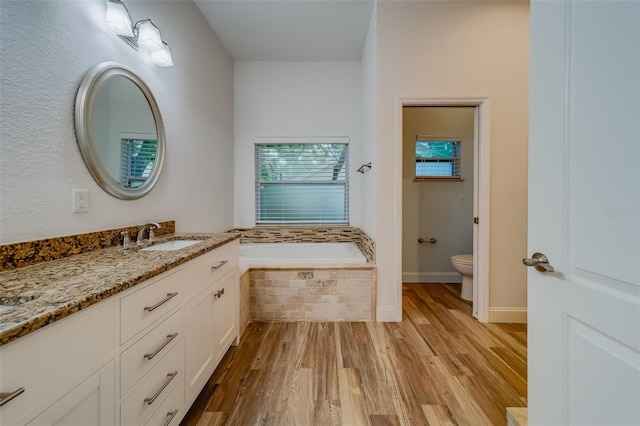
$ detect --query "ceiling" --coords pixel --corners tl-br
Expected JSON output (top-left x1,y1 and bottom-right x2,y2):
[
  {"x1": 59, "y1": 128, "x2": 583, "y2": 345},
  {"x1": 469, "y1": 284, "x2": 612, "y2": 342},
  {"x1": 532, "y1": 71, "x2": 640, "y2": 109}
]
[{"x1": 194, "y1": 0, "x2": 375, "y2": 61}]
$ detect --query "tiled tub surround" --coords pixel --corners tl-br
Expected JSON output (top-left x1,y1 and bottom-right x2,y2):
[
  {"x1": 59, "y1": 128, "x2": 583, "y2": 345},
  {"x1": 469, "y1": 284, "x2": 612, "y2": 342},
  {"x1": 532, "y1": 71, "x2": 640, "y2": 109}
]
[
  {"x1": 248, "y1": 268, "x2": 376, "y2": 321},
  {"x1": 229, "y1": 226, "x2": 375, "y2": 262},
  {"x1": 0, "y1": 220, "x2": 176, "y2": 271},
  {"x1": 239, "y1": 271, "x2": 251, "y2": 334},
  {"x1": 0, "y1": 232, "x2": 240, "y2": 346},
  {"x1": 238, "y1": 240, "x2": 377, "y2": 322}
]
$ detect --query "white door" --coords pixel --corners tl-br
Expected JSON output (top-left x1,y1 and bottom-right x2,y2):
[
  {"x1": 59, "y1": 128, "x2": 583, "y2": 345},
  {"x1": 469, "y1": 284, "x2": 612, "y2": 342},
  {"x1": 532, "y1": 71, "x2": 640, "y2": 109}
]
[{"x1": 528, "y1": 1, "x2": 640, "y2": 425}]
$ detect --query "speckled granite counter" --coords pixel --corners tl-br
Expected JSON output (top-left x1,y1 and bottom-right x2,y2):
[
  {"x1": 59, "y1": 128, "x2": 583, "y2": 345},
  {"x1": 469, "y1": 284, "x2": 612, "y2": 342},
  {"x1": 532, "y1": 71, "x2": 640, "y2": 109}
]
[{"x1": 0, "y1": 233, "x2": 239, "y2": 347}]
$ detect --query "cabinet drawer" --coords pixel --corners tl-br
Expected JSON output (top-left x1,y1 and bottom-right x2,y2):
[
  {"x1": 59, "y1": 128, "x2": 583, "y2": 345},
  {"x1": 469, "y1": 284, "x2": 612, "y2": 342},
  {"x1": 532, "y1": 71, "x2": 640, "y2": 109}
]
[
  {"x1": 142, "y1": 379, "x2": 184, "y2": 426},
  {"x1": 121, "y1": 344, "x2": 184, "y2": 426},
  {"x1": 120, "y1": 269, "x2": 184, "y2": 344},
  {"x1": 120, "y1": 309, "x2": 184, "y2": 396},
  {"x1": 0, "y1": 300, "x2": 116, "y2": 426},
  {"x1": 185, "y1": 240, "x2": 239, "y2": 300}
]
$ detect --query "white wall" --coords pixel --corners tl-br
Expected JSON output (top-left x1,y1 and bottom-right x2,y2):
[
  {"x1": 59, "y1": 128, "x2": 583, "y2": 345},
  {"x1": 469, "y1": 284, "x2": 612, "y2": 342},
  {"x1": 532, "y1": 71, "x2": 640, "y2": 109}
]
[
  {"x1": 360, "y1": 7, "x2": 378, "y2": 239},
  {"x1": 402, "y1": 107, "x2": 475, "y2": 283},
  {"x1": 374, "y1": 1, "x2": 530, "y2": 319},
  {"x1": 0, "y1": 0, "x2": 234, "y2": 243},
  {"x1": 233, "y1": 61, "x2": 362, "y2": 228}
]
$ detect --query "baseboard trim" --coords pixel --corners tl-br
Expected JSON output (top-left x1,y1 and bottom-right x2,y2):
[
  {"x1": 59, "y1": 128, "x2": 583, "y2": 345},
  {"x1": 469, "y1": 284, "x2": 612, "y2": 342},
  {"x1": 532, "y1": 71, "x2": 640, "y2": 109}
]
[
  {"x1": 402, "y1": 272, "x2": 461, "y2": 284},
  {"x1": 489, "y1": 307, "x2": 527, "y2": 323},
  {"x1": 376, "y1": 307, "x2": 400, "y2": 322}
]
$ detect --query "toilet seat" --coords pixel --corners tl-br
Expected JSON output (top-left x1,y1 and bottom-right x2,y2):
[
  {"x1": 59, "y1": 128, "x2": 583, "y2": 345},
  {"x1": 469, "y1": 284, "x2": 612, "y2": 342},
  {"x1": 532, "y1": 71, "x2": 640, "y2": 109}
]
[{"x1": 451, "y1": 254, "x2": 473, "y2": 265}]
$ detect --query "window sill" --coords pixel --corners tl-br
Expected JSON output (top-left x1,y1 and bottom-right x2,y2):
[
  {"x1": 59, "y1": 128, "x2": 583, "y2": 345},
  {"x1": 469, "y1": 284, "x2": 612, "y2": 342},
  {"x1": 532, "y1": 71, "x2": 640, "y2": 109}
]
[{"x1": 414, "y1": 177, "x2": 464, "y2": 182}]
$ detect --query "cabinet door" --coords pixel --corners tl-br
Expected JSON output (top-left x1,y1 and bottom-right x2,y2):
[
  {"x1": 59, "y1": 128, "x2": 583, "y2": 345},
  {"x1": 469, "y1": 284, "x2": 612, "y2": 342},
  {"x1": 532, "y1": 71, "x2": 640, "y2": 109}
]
[
  {"x1": 184, "y1": 285, "x2": 215, "y2": 400},
  {"x1": 28, "y1": 362, "x2": 115, "y2": 426},
  {"x1": 212, "y1": 270, "x2": 239, "y2": 365},
  {"x1": 0, "y1": 300, "x2": 116, "y2": 426}
]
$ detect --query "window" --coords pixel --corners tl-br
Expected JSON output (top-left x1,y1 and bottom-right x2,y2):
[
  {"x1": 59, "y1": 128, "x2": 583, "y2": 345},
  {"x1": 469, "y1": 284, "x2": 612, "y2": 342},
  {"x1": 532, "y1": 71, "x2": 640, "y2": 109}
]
[
  {"x1": 415, "y1": 138, "x2": 461, "y2": 179},
  {"x1": 120, "y1": 136, "x2": 158, "y2": 188},
  {"x1": 255, "y1": 139, "x2": 349, "y2": 225}
]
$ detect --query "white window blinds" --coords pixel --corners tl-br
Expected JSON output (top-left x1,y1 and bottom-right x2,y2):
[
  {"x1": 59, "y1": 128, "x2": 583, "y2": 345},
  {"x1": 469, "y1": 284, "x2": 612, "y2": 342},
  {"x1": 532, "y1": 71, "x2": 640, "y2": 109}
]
[
  {"x1": 415, "y1": 138, "x2": 461, "y2": 179},
  {"x1": 255, "y1": 140, "x2": 349, "y2": 225},
  {"x1": 120, "y1": 137, "x2": 158, "y2": 188}
]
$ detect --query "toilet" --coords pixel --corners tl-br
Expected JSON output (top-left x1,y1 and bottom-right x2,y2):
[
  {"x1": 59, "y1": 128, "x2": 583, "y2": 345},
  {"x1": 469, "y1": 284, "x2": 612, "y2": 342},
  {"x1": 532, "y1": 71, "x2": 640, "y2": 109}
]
[{"x1": 451, "y1": 254, "x2": 473, "y2": 301}]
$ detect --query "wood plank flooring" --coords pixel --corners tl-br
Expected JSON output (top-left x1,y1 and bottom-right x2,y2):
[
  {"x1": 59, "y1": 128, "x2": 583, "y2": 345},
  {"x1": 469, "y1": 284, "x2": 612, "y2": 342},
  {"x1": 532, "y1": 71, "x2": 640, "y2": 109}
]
[{"x1": 181, "y1": 283, "x2": 527, "y2": 426}]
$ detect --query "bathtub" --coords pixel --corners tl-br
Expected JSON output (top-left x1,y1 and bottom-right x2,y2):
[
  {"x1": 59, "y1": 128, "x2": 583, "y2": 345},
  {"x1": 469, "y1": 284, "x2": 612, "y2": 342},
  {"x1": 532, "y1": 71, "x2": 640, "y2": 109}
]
[
  {"x1": 239, "y1": 242, "x2": 375, "y2": 322},
  {"x1": 240, "y1": 242, "x2": 367, "y2": 272}
]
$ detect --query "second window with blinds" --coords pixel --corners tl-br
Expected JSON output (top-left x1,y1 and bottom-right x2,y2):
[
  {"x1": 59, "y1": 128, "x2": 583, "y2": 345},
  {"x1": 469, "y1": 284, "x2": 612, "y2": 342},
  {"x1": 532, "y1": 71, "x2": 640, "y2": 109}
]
[
  {"x1": 255, "y1": 139, "x2": 349, "y2": 225},
  {"x1": 415, "y1": 137, "x2": 462, "y2": 180}
]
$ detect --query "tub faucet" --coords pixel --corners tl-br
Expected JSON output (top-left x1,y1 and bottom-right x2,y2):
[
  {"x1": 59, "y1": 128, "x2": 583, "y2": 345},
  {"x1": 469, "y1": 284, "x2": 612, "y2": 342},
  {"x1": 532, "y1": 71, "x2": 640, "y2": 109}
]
[{"x1": 136, "y1": 222, "x2": 161, "y2": 245}]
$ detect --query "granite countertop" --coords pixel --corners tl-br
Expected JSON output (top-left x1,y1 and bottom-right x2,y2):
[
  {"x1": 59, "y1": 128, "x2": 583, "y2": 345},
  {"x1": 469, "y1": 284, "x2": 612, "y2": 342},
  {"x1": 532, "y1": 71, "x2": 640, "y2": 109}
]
[{"x1": 0, "y1": 232, "x2": 240, "y2": 347}]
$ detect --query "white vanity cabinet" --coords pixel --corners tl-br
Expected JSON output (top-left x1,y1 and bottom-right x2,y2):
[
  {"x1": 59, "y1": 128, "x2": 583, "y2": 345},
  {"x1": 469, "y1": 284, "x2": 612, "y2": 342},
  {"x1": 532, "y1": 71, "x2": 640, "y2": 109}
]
[
  {"x1": 0, "y1": 298, "x2": 117, "y2": 426},
  {"x1": 212, "y1": 270, "x2": 239, "y2": 366},
  {"x1": 118, "y1": 269, "x2": 186, "y2": 426},
  {"x1": 0, "y1": 238, "x2": 240, "y2": 426},
  {"x1": 28, "y1": 361, "x2": 116, "y2": 426},
  {"x1": 184, "y1": 240, "x2": 239, "y2": 403}
]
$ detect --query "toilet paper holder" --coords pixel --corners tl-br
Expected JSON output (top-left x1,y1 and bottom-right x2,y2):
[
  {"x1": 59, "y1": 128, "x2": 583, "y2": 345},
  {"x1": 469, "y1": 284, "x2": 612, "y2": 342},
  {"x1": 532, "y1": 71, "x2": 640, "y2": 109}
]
[{"x1": 418, "y1": 237, "x2": 437, "y2": 244}]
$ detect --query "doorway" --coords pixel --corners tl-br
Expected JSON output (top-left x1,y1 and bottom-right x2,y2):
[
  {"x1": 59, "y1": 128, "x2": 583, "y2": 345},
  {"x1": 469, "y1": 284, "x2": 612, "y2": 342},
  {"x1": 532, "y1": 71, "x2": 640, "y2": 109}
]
[
  {"x1": 402, "y1": 106, "x2": 475, "y2": 304},
  {"x1": 396, "y1": 98, "x2": 491, "y2": 321}
]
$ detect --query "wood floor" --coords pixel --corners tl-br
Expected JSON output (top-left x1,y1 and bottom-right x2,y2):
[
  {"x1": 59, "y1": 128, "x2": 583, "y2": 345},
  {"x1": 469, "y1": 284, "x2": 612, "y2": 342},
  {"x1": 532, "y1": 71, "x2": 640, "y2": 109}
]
[{"x1": 181, "y1": 283, "x2": 527, "y2": 426}]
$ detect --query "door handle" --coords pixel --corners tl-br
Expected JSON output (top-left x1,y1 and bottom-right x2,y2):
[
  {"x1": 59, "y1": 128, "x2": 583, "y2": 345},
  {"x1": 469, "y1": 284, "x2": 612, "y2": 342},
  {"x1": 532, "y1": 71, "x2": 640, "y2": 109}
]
[
  {"x1": 523, "y1": 252, "x2": 555, "y2": 272},
  {"x1": 211, "y1": 260, "x2": 228, "y2": 270},
  {"x1": 144, "y1": 371, "x2": 178, "y2": 405},
  {"x1": 144, "y1": 292, "x2": 178, "y2": 312},
  {"x1": 0, "y1": 388, "x2": 25, "y2": 407},
  {"x1": 144, "y1": 333, "x2": 179, "y2": 360}
]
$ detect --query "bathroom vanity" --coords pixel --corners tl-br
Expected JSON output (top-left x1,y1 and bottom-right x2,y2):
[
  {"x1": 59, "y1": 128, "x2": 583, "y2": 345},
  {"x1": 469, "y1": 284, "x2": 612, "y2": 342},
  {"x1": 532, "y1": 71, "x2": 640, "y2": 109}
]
[{"x1": 0, "y1": 234, "x2": 239, "y2": 426}]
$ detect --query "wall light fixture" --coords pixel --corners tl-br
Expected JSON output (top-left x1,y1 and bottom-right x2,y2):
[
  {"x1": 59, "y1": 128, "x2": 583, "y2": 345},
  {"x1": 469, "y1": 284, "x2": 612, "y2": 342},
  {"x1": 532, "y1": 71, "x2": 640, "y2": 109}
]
[
  {"x1": 105, "y1": 0, "x2": 174, "y2": 67},
  {"x1": 105, "y1": 0, "x2": 133, "y2": 36},
  {"x1": 151, "y1": 41, "x2": 174, "y2": 68}
]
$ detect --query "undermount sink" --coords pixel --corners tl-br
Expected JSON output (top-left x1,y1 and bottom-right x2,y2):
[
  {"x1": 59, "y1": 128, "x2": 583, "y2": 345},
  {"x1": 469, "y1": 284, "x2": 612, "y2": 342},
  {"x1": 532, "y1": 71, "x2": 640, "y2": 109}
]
[{"x1": 140, "y1": 240, "x2": 201, "y2": 251}]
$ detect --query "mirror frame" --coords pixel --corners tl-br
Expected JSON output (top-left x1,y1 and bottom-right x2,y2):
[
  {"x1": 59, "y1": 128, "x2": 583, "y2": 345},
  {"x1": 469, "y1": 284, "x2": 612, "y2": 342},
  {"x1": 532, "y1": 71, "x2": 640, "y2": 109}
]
[{"x1": 75, "y1": 62, "x2": 166, "y2": 199}]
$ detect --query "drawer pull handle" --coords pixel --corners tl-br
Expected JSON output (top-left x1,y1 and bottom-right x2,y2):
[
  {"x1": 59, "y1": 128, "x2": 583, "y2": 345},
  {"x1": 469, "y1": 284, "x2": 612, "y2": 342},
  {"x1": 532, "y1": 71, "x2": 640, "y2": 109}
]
[
  {"x1": 0, "y1": 387, "x2": 25, "y2": 407},
  {"x1": 211, "y1": 260, "x2": 228, "y2": 270},
  {"x1": 214, "y1": 288, "x2": 225, "y2": 299},
  {"x1": 163, "y1": 409, "x2": 179, "y2": 426},
  {"x1": 144, "y1": 333, "x2": 178, "y2": 360},
  {"x1": 144, "y1": 371, "x2": 178, "y2": 405},
  {"x1": 144, "y1": 292, "x2": 178, "y2": 312}
]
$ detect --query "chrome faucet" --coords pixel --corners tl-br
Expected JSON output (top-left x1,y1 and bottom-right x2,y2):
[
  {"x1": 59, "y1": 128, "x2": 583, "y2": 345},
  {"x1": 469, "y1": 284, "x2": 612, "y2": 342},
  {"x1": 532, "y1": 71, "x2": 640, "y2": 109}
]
[
  {"x1": 136, "y1": 222, "x2": 161, "y2": 245},
  {"x1": 120, "y1": 230, "x2": 132, "y2": 250}
]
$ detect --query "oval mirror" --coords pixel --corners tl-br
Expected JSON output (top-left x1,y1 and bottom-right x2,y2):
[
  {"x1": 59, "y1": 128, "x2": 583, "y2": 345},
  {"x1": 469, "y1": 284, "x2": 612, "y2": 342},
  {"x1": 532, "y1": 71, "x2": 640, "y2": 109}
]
[{"x1": 75, "y1": 62, "x2": 165, "y2": 199}]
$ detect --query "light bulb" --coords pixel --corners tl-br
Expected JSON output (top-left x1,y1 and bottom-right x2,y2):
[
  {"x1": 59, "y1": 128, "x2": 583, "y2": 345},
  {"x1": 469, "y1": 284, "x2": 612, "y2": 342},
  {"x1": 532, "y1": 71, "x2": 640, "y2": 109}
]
[
  {"x1": 137, "y1": 20, "x2": 162, "y2": 51},
  {"x1": 151, "y1": 42, "x2": 174, "y2": 67},
  {"x1": 105, "y1": 0, "x2": 133, "y2": 37}
]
